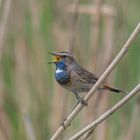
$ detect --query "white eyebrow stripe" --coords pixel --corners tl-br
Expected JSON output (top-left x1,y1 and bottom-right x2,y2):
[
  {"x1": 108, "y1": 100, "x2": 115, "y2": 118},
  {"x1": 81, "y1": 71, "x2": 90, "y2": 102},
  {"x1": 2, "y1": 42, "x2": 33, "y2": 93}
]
[{"x1": 56, "y1": 69, "x2": 63, "y2": 74}]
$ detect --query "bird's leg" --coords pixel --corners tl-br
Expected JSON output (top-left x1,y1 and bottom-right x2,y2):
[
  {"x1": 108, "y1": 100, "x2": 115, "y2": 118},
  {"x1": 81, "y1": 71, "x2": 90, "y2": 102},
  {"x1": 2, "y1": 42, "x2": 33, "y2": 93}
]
[
  {"x1": 61, "y1": 93, "x2": 88, "y2": 128},
  {"x1": 75, "y1": 93, "x2": 88, "y2": 106}
]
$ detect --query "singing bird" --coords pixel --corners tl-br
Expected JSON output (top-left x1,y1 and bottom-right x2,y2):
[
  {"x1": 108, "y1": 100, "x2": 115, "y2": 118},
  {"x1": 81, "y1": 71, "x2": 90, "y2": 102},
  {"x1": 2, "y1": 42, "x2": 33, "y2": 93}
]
[{"x1": 49, "y1": 52, "x2": 127, "y2": 105}]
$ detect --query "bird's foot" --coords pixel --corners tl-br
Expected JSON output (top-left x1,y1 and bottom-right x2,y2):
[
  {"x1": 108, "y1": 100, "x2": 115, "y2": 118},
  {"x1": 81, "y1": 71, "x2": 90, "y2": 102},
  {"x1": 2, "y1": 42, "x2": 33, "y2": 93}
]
[
  {"x1": 75, "y1": 93, "x2": 88, "y2": 106},
  {"x1": 79, "y1": 98, "x2": 88, "y2": 106},
  {"x1": 61, "y1": 120, "x2": 66, "y2": 129}
]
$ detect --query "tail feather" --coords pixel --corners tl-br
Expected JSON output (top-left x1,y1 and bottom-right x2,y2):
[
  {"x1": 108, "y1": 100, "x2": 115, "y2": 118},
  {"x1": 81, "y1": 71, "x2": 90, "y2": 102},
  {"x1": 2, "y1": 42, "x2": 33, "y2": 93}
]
[{"x1": 103, "y1": 85, "x2": 128, "y2": 94}]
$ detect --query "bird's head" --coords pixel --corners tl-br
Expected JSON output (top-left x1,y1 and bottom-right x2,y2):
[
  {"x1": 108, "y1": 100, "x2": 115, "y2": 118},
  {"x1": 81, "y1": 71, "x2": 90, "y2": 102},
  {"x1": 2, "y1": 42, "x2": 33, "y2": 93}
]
[{"x1": 49, "y1": 52, "x2": 77, "y2": 68}]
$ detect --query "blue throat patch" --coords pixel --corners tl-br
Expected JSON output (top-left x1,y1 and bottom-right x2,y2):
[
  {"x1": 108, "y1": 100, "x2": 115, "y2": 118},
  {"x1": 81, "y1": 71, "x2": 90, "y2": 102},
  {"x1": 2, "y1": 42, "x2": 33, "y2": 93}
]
[{"x1": 55, "y1": 61, "x2": 70, "y2": 84}]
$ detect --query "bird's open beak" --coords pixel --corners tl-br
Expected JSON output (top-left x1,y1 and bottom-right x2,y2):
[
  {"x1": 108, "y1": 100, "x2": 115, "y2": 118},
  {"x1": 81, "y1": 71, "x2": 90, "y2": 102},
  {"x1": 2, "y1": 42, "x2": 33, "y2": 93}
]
[{"x1": 48, "y1": 52, "x2": 62, "y2": 64}]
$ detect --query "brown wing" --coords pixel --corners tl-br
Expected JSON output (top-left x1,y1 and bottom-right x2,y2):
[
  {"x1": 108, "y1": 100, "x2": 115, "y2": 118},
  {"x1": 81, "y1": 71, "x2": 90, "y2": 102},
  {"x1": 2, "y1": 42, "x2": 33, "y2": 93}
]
[{"x1": 72, "y1": 66, "x2": 98, "y2": 84}]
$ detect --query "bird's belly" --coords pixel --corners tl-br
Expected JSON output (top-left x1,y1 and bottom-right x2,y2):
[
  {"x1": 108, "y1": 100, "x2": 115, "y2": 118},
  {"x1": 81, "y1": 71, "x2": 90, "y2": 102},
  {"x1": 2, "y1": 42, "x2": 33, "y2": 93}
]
[{"x1": 61, "y1": 78, "x2": 93, "y2": 93}]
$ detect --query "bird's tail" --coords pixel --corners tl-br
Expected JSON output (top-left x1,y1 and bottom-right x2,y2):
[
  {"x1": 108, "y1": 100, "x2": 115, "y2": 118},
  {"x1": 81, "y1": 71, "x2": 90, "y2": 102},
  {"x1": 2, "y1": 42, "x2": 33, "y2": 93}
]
[{"x1": 103, "y1": 84, "x2": 128, "y2": 94}]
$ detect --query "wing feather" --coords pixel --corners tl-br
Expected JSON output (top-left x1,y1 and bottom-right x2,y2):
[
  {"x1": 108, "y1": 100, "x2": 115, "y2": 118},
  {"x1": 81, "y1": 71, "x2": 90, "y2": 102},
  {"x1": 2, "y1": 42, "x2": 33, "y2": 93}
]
[{"x1": 71, "y1": 66, "x2": 98, "y2": 84}]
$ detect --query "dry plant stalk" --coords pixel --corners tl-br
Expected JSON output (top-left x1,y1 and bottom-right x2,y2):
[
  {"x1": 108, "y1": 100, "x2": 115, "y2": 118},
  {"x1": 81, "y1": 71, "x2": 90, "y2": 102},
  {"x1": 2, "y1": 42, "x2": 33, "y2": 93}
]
[
  {"x1": 0, "y1": 0, "x2": 11, "y2": 59},
  {"x1": 67, "y1": 0, "x2": 80, "y2": 53},
  {"x1": 50, "y1": 0, "x2": 80, "y2": 138},
  {"x1": 0, "y1": 1, "x2": 12, "y2": 139},
  {"x1": 83, "y1": 0, "x2": 102, "y2": 139},
  {"x1": 50, "y1": 23, "x2": 140, "y2": 140},
  {"x1": 22, "y1": 111, "x2": 36, "y2": 140},
  {"x1": 93, "y1": 11, "x2": 115, "y2": 140},
  {"x1": 69, "y1": 84, "x2": 140, "y2": 140},
  {"x1": 124, "y1": 97, "x2": 140, "y2": 140},
  {"x1": 83, "y1": 0, "x2": 102, "y2": 120},
  {"x1": 67, "y1": 4, "x2": 116, "y2": 17}
]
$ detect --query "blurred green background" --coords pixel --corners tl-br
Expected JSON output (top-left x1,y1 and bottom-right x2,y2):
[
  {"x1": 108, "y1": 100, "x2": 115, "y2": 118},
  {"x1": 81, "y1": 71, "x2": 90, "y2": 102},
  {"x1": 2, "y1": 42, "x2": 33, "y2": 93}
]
[{"x1": 0, "y1": 0, "x2": 140, "y2": 140}]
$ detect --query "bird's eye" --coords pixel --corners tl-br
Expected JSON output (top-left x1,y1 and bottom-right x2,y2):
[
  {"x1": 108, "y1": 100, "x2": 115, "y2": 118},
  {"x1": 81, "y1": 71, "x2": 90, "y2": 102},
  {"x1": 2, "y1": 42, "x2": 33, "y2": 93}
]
[{"x1": 63, "y1": 55, "x2": 67, "y2": 58}]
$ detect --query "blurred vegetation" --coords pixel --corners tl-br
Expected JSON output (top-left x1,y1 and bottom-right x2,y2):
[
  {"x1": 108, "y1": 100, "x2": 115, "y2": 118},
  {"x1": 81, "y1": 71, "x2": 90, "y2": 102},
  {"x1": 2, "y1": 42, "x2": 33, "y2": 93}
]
[{"x1": 0, "y1": 0, "x2": 140, "y2": 140}]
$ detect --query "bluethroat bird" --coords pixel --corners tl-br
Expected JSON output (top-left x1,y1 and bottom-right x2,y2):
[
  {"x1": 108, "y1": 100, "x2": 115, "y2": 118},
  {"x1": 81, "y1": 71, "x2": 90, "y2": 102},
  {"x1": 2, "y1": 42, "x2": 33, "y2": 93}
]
[{"x1": 49, "y1": 52, "x2": 127, "y2": 105}]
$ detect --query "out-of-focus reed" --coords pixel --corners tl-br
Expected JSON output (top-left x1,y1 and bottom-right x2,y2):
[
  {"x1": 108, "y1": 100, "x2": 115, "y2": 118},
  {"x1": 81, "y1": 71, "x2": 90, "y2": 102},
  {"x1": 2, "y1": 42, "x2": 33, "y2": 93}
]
[{"x1": 0, "y1": 0, "x2": 140, "y2": 140}]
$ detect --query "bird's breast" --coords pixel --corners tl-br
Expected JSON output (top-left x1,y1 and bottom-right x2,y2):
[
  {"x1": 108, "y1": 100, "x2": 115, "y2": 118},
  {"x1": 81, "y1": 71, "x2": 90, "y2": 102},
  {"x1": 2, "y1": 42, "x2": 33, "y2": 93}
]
[{"x1": 55, "y1": 69, "x2": 70, "y2": 85}]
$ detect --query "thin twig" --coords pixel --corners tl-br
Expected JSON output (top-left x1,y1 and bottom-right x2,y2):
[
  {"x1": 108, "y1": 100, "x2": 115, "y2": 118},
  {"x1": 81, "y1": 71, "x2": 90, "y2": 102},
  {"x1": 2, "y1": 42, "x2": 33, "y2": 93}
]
[
  {"x1": 50, "y1": 23, "x2": 140, "y2": 140},
  {"x1": 69, "y1": 84, "x2": 140, "y2": 140}
]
